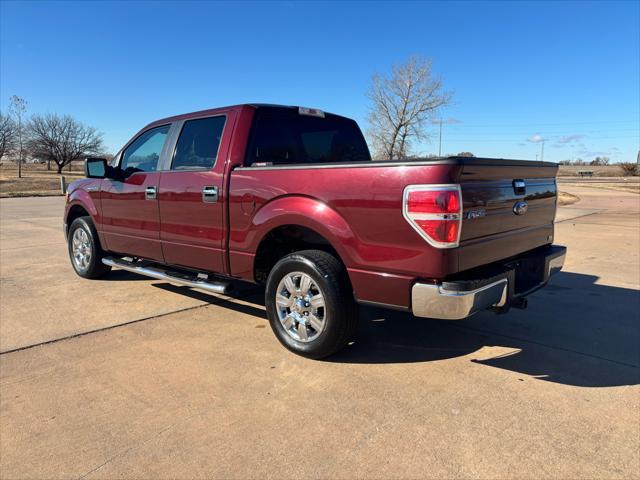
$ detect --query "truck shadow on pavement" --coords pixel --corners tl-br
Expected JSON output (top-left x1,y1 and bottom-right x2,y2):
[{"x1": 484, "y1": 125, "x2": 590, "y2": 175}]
[
  {"x1": 151, "y1": 271, "x2": 639, "y2": 388},
  {"x1": 100, "y1": 269, "x2": 154, "y2": 281}
]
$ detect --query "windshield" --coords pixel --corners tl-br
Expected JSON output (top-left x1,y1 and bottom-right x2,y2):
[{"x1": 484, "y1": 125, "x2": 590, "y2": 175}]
[{"x1": 245, "y1": 107, "x2": 371, "y2": 166}]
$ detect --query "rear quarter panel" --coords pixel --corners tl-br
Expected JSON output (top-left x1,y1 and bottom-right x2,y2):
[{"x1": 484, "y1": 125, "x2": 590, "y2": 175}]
[{"x1": 228, "y1": 163, "x2": 461, "y2": 307}]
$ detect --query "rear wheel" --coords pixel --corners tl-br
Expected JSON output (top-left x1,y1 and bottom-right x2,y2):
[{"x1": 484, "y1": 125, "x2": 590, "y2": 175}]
[
  {"x1": 68, "y1": 216, "x2": 111, "y2": 279},
  {"x1": 265, "y1": 250, "x2": 357, "y2": 359}
]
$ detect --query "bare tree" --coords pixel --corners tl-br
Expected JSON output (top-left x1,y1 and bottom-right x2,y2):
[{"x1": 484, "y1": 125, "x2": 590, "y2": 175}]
[
  {"x1": 366, "y1": 56, "x2": 451, "y2": 160},
  {"x1": 0, "y1": 112, "x2": 17, "y2": 161},
  {"x1": 27, "y1": 114, "x2": 104, "y2": 173},
  {"x1": 456, "y1": 151, "x2": 475, "y2": 157},
  {"x1": 619, "y1": 162, "x2": 638, "y2": 176},
  {"x1": 9, "y1": 95, "x2": 27, "y2": 178}
]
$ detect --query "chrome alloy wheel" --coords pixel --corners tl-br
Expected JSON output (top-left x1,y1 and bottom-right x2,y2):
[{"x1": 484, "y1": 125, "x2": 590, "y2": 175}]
[
  {"x1": 72, "y1": 227, "x2": 92, "y2": 271},
  {"x1": 275, "y1": 271, "x2": 326, "y2": 343}
]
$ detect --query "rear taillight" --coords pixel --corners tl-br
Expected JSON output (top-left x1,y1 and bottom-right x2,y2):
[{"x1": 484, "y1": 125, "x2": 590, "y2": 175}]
[{"x1": 403, "y1": 185, "x2": 463, "y2": 248}]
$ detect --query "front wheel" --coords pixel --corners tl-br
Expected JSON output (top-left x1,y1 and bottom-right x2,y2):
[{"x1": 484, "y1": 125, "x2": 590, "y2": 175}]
[
  {"x1": 265, "y1": 250, "x2": 358, "y2": 359},
  {"x1": 68, "y1": 216, "x2": 111, "y2": 279}
]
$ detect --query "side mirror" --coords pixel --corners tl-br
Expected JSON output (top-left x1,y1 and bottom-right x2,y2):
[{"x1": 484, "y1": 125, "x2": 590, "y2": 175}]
[{"x1": 85, "y1": 157, "x2": 108, "y2": 178}]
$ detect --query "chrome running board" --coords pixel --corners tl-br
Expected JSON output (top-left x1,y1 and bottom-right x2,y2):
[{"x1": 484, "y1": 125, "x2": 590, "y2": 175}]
[{"x1": 102, "y1": 257, "x2": 230, "y2": 294}]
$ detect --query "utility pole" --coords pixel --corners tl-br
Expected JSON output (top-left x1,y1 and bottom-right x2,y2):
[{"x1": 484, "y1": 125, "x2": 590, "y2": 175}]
[
  {"x1": 9, "y1": 95, "x2": 27, "y2": 179},
  {"x1": 438, "y1": 118, "x2": 442, "y2": 157},
  {"x1": 540, "y1": 140, "x2": 545, "y2": 161}
]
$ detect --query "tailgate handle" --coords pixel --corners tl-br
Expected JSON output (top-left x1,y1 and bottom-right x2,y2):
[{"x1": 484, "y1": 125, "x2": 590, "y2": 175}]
[{"x1": 513, "y1": 179, "x2": 526, "y2": 195}]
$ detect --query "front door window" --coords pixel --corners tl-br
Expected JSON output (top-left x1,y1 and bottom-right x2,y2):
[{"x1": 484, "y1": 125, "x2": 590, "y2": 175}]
[{"x1": 120, "y1": 125, "x2": 170, "y2": 175}]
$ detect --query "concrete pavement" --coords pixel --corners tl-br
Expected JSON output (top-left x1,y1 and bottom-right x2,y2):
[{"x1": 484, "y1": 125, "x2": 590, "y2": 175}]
[
  {"x1": 0, "y1": 196, "x2": 239, "y2": 353},
  {"x1": 0, "y1": 187, "x2": 638, "y2": 479}
]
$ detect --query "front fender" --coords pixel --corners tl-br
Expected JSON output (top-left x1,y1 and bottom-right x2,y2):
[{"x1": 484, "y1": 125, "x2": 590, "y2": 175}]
[
  {"x1": 65, "y1": 191, "x2": 99, "y2": 219},
  {"x1": 64, "y1": 180, "x2": 104, "y2": 244}
]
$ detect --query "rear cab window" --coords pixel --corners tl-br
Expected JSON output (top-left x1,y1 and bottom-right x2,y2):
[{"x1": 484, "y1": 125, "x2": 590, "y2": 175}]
[{"x1": 245, "y1": 107, "x2": 371, "y2": 166}]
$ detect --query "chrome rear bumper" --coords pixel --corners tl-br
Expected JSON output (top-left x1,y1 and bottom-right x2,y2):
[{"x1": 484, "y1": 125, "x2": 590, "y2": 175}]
[
  {"x1": 411, "y1": 245, "x2": 566, "y2": 320},
  {"x1": 412, "y1": 279, "x2": 508, "y2": 320}
]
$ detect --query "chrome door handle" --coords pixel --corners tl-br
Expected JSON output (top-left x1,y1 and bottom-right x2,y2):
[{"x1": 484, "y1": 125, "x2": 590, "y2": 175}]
[
  {"x1": 145, "y1": 186, "x2": 157, "y2": 200},
  {"x1": 202, "y1": 186, "x2": 218, "y2": 203}
]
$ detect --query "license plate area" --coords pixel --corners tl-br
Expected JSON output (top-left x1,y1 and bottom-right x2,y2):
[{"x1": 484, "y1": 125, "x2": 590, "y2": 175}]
[
  {"x1": 506, "y1": 256, "x2": 546, "y2": 296},
  {"x1": 440, "y1": 245, "x2": 566, "y2": 314}
]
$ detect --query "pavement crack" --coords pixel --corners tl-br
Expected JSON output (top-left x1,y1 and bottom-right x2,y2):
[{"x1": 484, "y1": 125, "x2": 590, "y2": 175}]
[
  {"x1": 555, "y1": 210, "x2": 604, "y2": 223},
  {"x1": 14, "y1": 218, "x2": 64, "y2": 231},
  {"x1": 76, "y1": 416, "x2": 198, "y2": 479},
  {"x1": 563, "y1": 222, "x2": 639, "y2": 228},
  {"x1": 0, "y1": 303, "x2": 210, "y2": 355},
  {"x1": 1, "y1": 242, "x2": 62, "y2": 251}
]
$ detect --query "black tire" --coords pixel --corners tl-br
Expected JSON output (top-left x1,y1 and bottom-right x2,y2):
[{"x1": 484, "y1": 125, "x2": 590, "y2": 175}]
[
  {"x1": 265, "y1": 249, "x2": 358, "y2": 359},
  {"x1": 67, "y1": 216, "x2": 111, "y2": 279}
]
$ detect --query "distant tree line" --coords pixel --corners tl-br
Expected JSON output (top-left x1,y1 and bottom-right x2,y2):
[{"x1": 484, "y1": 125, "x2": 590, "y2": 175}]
[
  {"x1": 558, "y1": 156, "x2": 638, "y2": 176},
  {"x1": 558, "y1": 156, "x2": 611, "y2": 166},
  {"x1": 0, "y1": 95, "x2": 105, "y2": 176}
]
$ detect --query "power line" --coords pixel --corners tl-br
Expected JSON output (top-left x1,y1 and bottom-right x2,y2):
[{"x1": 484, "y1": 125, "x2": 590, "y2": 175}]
[
  {"x1": 442, "y1": 119, "x2": 638, "y2": 128},
  {"x1": 442, "y1": 131, "x2": 639, "y2": 139},
  {"x1": 438, "y1": 119, "x2": 442, "y2": 157},
  {"x1": 430, "y1": 136, "x2": 638, "y2": 143},
  {"x1": 443, "y1": 128, "x2": 638, "y2": 136}
]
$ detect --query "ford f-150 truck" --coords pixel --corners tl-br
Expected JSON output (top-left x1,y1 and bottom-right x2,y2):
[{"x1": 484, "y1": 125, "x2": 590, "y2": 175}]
[{"x1": 64, "y1": 104, "x2": 566, "y2": 358}]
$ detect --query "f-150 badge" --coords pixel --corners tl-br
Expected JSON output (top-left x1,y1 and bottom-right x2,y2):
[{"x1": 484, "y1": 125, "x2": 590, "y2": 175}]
[{"x1": 465, "y1": 208, "x2": 486, "y2": 219}]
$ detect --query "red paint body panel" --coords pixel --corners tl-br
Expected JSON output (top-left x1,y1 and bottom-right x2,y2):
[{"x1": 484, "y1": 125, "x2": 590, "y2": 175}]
[
  {"x1": 65, "y1": 179, "x2": 106, "y2": 245},
  {"x1": 158, "y1": 169, "x2": 225, "y2": 272},
  {"x1": 100, "y1": 173, "x2": 164, "y2": 261},
  {"x1": 65, "y1": 180, "x2": 100, "y2": 218},
  {"x1": 346, "y1": 268, "x2": 414, "y2": 309},
  {"x1": 157, "y1": 110, "x2": 238, "y2": 274},
  {"x1": 227, "y1": 164, "x2": 460, "y2": 297}
]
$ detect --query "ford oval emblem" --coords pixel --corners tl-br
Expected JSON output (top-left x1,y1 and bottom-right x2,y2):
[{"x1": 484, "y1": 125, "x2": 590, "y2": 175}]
[{"x1": 513, "y1": 201, "x2": 528, "y2": 215}]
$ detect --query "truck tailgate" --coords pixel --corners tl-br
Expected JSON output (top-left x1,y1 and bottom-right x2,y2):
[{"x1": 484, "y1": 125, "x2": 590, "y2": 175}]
[{"x1": 456, "y1": 160, "x2": 558, "y2": 271}]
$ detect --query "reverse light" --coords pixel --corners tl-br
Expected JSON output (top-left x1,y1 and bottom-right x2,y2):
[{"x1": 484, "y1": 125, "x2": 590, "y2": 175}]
[{"x1": 403, "y1": 184, "x2": 463, "y2": 248}]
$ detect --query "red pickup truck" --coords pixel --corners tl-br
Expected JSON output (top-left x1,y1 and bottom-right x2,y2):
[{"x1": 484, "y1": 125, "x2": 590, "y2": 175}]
[{"x1": 64, "y1": 104, "x2": 566, "y2": 358}]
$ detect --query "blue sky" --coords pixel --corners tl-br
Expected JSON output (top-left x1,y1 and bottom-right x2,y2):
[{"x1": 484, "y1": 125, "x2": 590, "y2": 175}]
[{"x1": 1, "y1": 0, "x2": 638, "y2": 162}]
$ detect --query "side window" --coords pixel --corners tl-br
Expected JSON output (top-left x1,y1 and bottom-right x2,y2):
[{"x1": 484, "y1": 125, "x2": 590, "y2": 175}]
[
  {"x1": 171, "y1": 116, "x2": 226, "y2": 170},
  {"x1": 120, "y1": 125, "x2": 170, "y2": 174}
]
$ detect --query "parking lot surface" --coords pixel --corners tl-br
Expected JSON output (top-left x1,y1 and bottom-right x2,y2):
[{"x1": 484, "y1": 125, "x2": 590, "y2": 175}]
[{"x1": 1, "y1": 186, "x2": 639, "y2": 479}]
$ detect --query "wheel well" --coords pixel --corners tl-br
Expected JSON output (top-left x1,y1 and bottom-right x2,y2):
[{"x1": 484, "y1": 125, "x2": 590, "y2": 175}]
[
  {"x1": 254, "y1": 225, "x2": 343, "y2": 284},
  {"x1": 66, "y1": 205, "x2": 90, "y2": 233}
]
